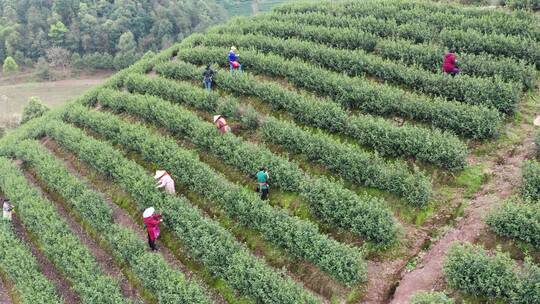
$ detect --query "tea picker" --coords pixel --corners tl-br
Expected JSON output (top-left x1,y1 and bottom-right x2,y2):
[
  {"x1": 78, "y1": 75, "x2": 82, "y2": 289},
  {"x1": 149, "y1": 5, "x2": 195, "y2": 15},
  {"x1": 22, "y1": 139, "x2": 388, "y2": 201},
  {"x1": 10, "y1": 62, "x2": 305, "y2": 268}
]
[
  {"x1": 442, "y1": 48, "x2": 460, "y2": 76},
  {"x1": 202, "y1": 64, "x2": 216, "y2": 91},
  {"x1": 2, "y1": 199, "x2": 13, "y2": 221},
  {"x1": 214, "y1": 115, "x2": 231, "y2": 134},
  {"x1": 155, "y1": 170, "x2": 175, "y2": 194},
  {"x1": 143, "y1": 207, "x2": 163, "y2": 252},
  {"x1": 255, "y1": 167, "x2": 270, "y2": 201},
  {"x1": 228, "y1": 46, "x2": 242, "y2": 73}
]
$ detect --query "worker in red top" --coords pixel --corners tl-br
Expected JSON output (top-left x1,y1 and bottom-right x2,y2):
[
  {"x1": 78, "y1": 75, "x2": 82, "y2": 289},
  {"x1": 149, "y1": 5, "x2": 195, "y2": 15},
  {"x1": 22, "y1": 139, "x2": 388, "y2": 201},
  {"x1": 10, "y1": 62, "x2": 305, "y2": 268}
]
[
  {"x1": 214, "y1": 115, "x2": 231, "y2": 134},
  {"x1": 143, "y1": 207, "x2": 162, "y2": 251},
  {"x1": 442, "y1": 48, "x2": 460, "y2": 76}
]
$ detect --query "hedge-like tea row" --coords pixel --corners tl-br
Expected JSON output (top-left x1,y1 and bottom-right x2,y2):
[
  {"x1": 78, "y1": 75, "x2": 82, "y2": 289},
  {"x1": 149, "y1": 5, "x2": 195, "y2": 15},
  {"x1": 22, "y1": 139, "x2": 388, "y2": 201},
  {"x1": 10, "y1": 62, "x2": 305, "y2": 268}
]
[
  {"x1": 250, "y1": 12, "x2": 435, "y2": 44},
  {"x1": 61, "y1": 104, "x2": 369, "y2": 285},
  {"x1": 444, "y1": 243, "x2": 540, "y2": 302},
  {"x1": 375, "y1": 39, "x2": 536, "y2": 89},
  {"x1": 273, "y1": 0, "x2": 539, "y2": 40},
  {"x1": 40, "y1": 118, "x2": 320, "y2": 303},
  {"x1": 213, "y1": 16, "x2": 379, "y2": 51},
  {"x1": 388, "y1": 0, "x2": 537, "y2": 22},
  {"x1": 522, "y1": 160, "x2": 540, "y2": 201},
  {"x1": 0, "y1": 157, "x2": 130, "y2": 304},
  {"x1": 154, "y1": 62, "x2": 468, "y2": 170},
  {"x1": 7, "y1": 140, "x2": 212, "y2": 304},
  {"x1": 439, "y1": 29, "x2": 540, "y2": 67},
  {"x1": 189, "y1": 32, "x2": 520, "y2": 114},
  {"x1": 487, "y1": 200, "x2": 540, "y2": 248},
  {"x1": 125, "y1": 74, "x2": 262, "y2": 130},
  {"x1": 98, "y1": 87, "x2": 403, "y2": 235},
  {"x1": 504, "y1": 0, "x2": 540, "y2": 11},
  {"x1": 174, "y1": 45, "x2": 501, "y2": 139},
  {"x1": 254, "y1": 11, "x2": 537, "y2": 89},
  {"x1": 0, "y1": 222, "x2": 62, "y2": 304},
  {"x1": 120, "y1": 74, "x2": 431, "y2": 204},
  {"x1": 122, "y1": 74, "x2": 434, "y2": 203},
  {"x1": 260, "y1": 11, "x2": 540, "y2": 66},
  {"x1": 259, "y1": 116, "x2": 432, "y2": 206}
]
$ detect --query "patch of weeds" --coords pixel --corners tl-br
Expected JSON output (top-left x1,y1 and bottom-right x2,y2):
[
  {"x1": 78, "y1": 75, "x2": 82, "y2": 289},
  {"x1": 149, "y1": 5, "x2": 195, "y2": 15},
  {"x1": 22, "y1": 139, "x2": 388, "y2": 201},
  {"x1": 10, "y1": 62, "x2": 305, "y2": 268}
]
[
  {"x1": 405, "y1": 256, "x2": 419, "y2": 271},
  {"x1": 292, "y1": 201, "x2": 312, "y2": 221},
  {"x1": 112, "y1": 194, "x2": 135, "y2": 214},
  {"x1": 452, "y1": 201, "x2": 466, "y2": 221},
  {"x1": 414, "y1": 204, "x2": 435, "y2": 226},
  {"x1": 454, "y1": 164, "x2": 490, "y2": 198},
  {"x1": 421, "y1": 238, "x2": 432, "y2": 251},
  {"x1": 218, "y1": 214, "x2": 233, "y2": 229},
  {"x1": 513, "y1": 111, "x2": 523, "y2": 124},
  {"x1": 345, "y1": 285, "x2": 366, "y2": 304},
  {"x1": 213, "y1": 279, "x2": 254, "y2": 304},
  {"x1": 436, "y1": 185, "x2": 454, "y2": 200}
]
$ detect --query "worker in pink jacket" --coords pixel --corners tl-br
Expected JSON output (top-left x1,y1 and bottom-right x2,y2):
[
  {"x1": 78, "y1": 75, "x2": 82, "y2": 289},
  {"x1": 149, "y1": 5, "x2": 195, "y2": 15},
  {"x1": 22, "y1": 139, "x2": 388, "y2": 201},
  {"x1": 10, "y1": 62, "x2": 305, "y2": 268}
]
[
  {"x1": 214, "y1": 115, "x2": 231, "y2": 134},
  {"x1": 442, "y1": 48, "x2": 460, "y2": 76},
  {"x1": 143, "y1": 207, "x2": 162, "y2": 251},
  {"x1": 155, "y1": 170, "x2": 175, "y2": 194}
]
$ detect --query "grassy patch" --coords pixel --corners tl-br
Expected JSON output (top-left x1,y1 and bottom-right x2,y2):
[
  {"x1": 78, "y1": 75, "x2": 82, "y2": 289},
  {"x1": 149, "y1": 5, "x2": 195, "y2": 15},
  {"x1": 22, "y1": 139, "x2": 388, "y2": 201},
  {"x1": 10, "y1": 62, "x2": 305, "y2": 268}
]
[
  {"x1": 0, "y1": 75, "x2": 110, "y2": 127},
  {"x1": 453, "y1": 164, "x2": 490, "y2": 198}
]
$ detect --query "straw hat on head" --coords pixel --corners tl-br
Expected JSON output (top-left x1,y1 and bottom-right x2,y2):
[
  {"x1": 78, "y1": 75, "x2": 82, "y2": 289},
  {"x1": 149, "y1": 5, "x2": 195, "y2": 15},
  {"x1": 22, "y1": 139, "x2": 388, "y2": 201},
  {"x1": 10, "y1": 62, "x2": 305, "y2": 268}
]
[
  {"x1": 143, "y1": 207, "x2": 155, "y2": 218},
  {"x1": 534, "y1": 115, "x2": 540, "y2": 127},
  {"x1": 213, "y1": 115, "x2": 222, "y2": 123},
  {"x1": 154, "y1": 170, "x2": 167, "y2": 180},
  {"x1": 231, "y1": 46, "x2": 237, "y2": 51}
]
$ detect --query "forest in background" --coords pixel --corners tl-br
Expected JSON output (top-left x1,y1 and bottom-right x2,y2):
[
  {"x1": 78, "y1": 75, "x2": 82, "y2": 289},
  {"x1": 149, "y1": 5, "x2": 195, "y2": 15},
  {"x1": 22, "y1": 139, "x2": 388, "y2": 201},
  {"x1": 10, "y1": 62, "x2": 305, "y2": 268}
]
[{"x1": 0, "y1": 0, "x2": 246, "y2": 75}]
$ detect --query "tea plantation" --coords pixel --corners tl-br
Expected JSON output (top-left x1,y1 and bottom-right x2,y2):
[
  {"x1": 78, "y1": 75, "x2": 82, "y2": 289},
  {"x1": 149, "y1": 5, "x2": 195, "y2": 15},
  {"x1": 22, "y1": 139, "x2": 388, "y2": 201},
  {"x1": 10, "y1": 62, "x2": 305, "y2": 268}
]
[{"x1": 0, "y1": 0, "x2": 538, "y2": 303}]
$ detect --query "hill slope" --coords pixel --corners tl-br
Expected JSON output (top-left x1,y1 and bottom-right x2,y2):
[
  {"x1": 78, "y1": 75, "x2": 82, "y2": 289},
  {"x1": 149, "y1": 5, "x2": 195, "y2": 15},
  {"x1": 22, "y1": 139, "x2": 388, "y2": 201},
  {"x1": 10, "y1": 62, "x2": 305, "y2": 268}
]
[{"x1": 0, "y1": 0, "x2": 538, "y2": 303}]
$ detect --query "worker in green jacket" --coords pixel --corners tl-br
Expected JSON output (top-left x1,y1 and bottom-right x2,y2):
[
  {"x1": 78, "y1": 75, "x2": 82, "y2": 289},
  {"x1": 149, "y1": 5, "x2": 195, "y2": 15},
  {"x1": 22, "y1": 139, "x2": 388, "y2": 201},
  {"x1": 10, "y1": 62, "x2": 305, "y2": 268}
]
[{"x1": 256, "y1": 167, "x2": 270, "y2": 200}]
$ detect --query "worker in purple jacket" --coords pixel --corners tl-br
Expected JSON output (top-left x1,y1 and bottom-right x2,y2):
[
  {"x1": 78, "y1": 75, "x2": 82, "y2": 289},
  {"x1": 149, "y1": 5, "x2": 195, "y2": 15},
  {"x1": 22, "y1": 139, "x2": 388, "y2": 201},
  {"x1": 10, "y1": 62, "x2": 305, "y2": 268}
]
[{"x1": 228, "y1": 46, "x2": 242, "y2": 73}]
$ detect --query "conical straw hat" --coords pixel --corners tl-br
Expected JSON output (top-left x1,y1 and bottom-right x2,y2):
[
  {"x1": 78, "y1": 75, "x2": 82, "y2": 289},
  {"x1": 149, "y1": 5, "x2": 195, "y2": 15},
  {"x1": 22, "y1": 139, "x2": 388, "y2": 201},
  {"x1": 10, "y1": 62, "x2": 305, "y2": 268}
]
[
  {"x1": 154, "y1": 170, "x2": 166, "y2": 179},
  {"x1": 534, "y1": 115, "x2": 540, "y2": 126},
  {"x1": 213, "y1": 115, "x2": 221, "y2": 123},
  {"x1": 143, "y1": 207, "x2": 155, "y2": 218}
]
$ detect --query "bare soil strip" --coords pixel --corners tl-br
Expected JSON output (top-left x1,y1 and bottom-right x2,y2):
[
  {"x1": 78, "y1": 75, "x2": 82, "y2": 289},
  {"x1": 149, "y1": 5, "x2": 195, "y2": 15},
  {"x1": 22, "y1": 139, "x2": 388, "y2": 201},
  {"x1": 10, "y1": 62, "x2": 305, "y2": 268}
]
[
  {"x1": 41, "y1": 138, "x2": 227, "y2": 304},
  {"x1": 11, "y1": 215, "x2": 77, "y2": 304},
  {"x1": 389, "y1": 126, "x2": 536, "y2": 304},
  {"x1": 0, "y1": 277, "x2": 12, "y2": 304},
  {"x1": 19, "y1": 166, "x2": 144, "y2": 303}
]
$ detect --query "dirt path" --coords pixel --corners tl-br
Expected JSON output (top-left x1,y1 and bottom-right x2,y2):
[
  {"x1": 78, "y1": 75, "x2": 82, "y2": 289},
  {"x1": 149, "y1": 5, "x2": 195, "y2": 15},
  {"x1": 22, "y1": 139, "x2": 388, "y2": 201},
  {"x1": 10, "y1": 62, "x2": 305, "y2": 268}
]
[
  {"x1": 0, "y1": 277, "x2": 12, "y2": 304},
  {"x1": 11, "y1": 215, "x2": 77, "y2": 304},
  {"x1": 389, "y1": 128, "x2": 536, "y2": 303},
  {"x1": 41, "y1": 138, "x2": 227, "y2": 304},
  {"x1": 363, "y1": 226, "x2": 429, "y2": 303},
  {"x1": 19, "y1": 167, "x2": 144, "y2": 303}
]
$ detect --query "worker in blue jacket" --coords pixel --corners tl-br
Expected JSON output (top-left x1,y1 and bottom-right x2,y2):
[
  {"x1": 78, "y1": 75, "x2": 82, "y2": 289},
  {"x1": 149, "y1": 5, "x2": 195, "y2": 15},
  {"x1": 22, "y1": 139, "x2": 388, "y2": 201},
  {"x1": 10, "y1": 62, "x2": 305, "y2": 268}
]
[{"x1": 228, "y1": 46, "x2": 242, "y2": 73}]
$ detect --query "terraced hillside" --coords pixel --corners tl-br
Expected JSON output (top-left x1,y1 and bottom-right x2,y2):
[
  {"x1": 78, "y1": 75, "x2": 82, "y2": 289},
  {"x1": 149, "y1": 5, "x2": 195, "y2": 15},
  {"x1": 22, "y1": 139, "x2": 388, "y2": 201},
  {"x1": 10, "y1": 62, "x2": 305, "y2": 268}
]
[{"x1": 0, "y1": 0, "x2": 538, "y2": 303}]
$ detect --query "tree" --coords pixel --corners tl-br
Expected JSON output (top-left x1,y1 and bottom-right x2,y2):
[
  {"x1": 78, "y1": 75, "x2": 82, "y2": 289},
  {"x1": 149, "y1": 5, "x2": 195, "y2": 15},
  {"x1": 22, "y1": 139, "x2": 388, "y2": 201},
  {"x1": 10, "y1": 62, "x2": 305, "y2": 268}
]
[
  {"x1": 70, "y1": 53, "x2": 83, "y2": 69},
  {"x1": 48, "y1": 21, "x2": 68, "y2": 46},
  {"x1": 53, "y1": 0, "x2": 80, "y2": 25},
  {"x1": 35, "y1": 57, "x2": 51, "y2": 80},
  {"x1": 45, "y1": 47, "x2": 71, "y2": 70},
  {"x1": 21, "y1": 97, "x2": 49, "y2": 124},
  {"x1": 2, "y1": 56, "x2": 18, "y2": 76},
  {"x1": 113, "y1": 31, "x2": 138, "y2": 69}
]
